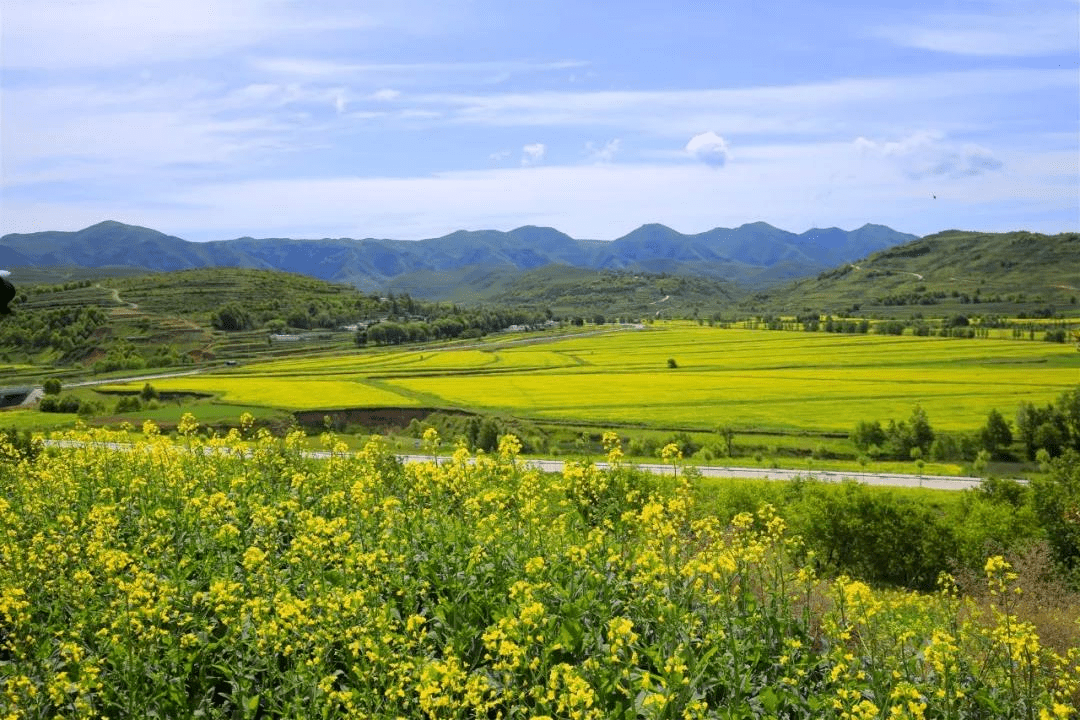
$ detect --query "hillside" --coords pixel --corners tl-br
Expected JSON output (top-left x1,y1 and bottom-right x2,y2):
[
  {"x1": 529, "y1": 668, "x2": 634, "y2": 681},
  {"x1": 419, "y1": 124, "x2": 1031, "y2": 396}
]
[
  {"x1": 0, "y1": 269, "x2": 378, "y2": 375},
  {"x1": 0, "y1": 268, "x2": 557, "y2": 381},
  {"x1": 755, "y1": 229, "x2": 1080, "y2": 317},
  {"x1": 0, "y1": 220, "x2": 916, "y2": 292}
]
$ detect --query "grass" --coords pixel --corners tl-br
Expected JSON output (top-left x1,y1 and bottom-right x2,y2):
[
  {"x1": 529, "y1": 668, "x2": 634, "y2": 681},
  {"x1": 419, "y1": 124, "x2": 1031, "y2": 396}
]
[
  {"x1": 101, "y1": 376, "x2": 420, "y2": 411},
  {"x1": 0, "y1": 410, "x2": 82, "y2": 432}
]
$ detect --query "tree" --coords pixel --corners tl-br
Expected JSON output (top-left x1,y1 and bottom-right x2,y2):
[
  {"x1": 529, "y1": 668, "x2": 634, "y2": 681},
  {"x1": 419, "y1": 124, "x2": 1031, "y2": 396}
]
[
  {"x1": 717, "y1": 426, "x2": 735, "y2": 457},
  {"x1": 140, "y1": 383, "x2": 159, "y2": 402},
  {"x1": 850, "y1": 420, "x2": 886, "y2": 452},
  {"x1": 1016, "y1": 400, "x2": 1069, "y2": 459},
  {"x1": 1031, "y1": 449, "x2": 1080, "y2": 574},
  {"x1": 1059, "y1": 386, "x2": 1080, "y2": 452},
  {"x1": 908, "y1": 405, "x2": 934, "y2": 454},
  {"x1": 42, "y1": 378, "x2": 62, "y2": 395},
  {"x1": 667, "y1": 358, "x2": 678, "y2": 369},
  {"x1": 882, "y1": 406, "x2": 934, "y2": 460},
  {"x1": 476, "y1": 417, "x2": 500, "y2": 453},
  {"x1": 211, "y1": 303, "x2": 253, "y2": 332},
  {"x1": 979, "y1": 408, "x2": 1013, "y2": 458}
]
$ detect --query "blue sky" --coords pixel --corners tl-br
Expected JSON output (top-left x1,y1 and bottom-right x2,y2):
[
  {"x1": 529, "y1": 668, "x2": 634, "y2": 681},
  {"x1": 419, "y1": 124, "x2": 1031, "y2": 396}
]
[{"x1": 2, "y1": 0, "x2": 1077, "y2": 241}]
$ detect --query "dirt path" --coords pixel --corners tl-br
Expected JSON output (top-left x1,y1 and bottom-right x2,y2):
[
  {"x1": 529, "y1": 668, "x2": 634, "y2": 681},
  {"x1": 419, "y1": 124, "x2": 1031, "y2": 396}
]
[{"x1": 97, "y1": 284, "x2": 138, "y2": 310}]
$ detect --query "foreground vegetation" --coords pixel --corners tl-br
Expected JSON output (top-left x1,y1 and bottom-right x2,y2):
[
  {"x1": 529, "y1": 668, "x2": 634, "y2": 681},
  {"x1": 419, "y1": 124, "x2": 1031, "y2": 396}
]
[{"x1": 2, "y1": 421, "x2": 1077, "y2": 718}]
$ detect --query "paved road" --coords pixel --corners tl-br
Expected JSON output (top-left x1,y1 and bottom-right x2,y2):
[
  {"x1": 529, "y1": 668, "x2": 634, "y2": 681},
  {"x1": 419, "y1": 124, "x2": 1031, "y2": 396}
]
[
  {"x1": 66, "y1": 369, "x2": 206, "y2": 389},
  {"x1": 397, "y1": 455, "x2": 988, "y2": 491},
  {"x1": 43, "y1": 443, "x2": 990, "y2": 492}
]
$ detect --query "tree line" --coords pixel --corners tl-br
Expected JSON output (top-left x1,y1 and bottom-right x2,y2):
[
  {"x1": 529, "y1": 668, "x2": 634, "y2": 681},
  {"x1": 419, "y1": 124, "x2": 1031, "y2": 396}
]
[{"x1": 850, "y1": 387, "x2": 1080, "y2": 467}]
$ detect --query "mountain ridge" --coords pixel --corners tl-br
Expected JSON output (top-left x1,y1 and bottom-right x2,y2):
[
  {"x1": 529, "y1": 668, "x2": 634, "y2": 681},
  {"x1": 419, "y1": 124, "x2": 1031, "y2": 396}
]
[{"x1": 1, "y1": 220, "x2": 917, "y2": 294}]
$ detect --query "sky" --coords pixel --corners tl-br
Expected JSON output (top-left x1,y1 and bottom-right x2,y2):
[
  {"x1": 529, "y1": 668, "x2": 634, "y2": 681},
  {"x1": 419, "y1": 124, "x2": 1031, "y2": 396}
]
[{"x1": 1, "y1": 0, "x2": 1077, "y2": 242}]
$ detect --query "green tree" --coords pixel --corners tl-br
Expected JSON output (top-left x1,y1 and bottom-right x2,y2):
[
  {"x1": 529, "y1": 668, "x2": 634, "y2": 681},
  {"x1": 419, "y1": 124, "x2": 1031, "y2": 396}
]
[
  {"x1": 850, "y1": 420, "x2": 886, "y2": 452},
  {"x1": 476, "y1": 417, "x2": 500, "y2": 453},
  {"x1": 1059, "y1": 386, "x2": 1080, "y2": 451},
  {"x1": 42, "y1": 378, "x2": 62, "y2": 395},
  {"x1": 211, "y1": 303, "x2": 253, "y2": 332},
  {"x1": 908, "y1": 405, "x2": 934, "y2": 454},
  {"x1": 1031, "y1": 449, "x2": 1080, "y2": 576},
  {"x1": 979, "y1": 408, "x2": 1013, "y2": 458},
  {"x1": 717, "y1": 426, "x2": 735, "y2": 457}
]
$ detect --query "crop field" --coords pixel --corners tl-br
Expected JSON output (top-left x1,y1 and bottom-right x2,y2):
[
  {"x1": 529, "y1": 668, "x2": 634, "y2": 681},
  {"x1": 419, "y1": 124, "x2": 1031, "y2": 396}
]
[
  {"x1": 106, "y1": 376, "x2": 422, "y2": 411},
  {"x1": 1, "y1": 424, "x2": 1075, "y2": 717},
  {"x1": 106, "y1": 324, "x2": 1079, "y2": 434}
]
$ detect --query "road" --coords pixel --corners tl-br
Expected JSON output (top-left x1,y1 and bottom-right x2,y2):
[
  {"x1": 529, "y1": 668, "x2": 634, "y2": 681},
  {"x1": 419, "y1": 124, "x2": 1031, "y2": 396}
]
[
  {"x1": 397, "y1": 455, "x2": 987, "y2": 491},
  {"x1": 43, "y1": 439, "x2": 988, "y2": 491},
  {"x1": 67, "y1": 369, "x2": 205, "y2": 388}
]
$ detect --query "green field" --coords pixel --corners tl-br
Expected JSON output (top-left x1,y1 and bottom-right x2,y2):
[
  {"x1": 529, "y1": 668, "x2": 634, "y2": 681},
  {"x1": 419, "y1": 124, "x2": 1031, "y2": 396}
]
[{"x1": 102, "y1": 323, "x2": 1078, "y2": 435}]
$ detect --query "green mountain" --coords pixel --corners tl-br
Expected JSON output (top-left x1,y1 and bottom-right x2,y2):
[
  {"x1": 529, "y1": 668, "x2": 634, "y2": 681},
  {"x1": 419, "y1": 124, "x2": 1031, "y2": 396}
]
[
  {"x1": 0, "y1": 220, "x2": 916, "y2": 293},
  {"x1": 758, "y1": 229, "x2": 1080, "y2": 316}
]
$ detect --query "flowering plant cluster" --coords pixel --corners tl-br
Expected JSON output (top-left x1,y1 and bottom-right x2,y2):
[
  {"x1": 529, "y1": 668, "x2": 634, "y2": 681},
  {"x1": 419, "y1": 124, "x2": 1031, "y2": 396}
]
[{"x1": 0, "y1": 421, "x2": 1075, "y2": 718}]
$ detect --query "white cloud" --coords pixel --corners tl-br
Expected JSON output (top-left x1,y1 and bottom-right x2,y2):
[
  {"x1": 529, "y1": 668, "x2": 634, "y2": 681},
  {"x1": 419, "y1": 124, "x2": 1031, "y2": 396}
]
[
  {"x1": 586, "y1": 139, "x2": 621, "y2": 163},
  {"x1": 371, "y1": 89, "x2": 402, "y2": 101},
  {"x1": 855, "y1": 132, "x2": 1005, "y2": 178},
  {"x1": 251, "y1": 58, "x2": 588, "y2": 86},
  {"x1": 521, "y1": 143, "x2": 546, "y2": 166},
  {"x1": 1, "y1": 1, "x2": 337, "y2": 69},
  {"x1": 685, "y1": 132, "x2": 729, "y2": 167},
  {"x1": 419, "y1": 68, "x2": 1074, "y2": 139},
  {"x1": 877, "y1": 1, "x2": 1079, "y2": 56}
]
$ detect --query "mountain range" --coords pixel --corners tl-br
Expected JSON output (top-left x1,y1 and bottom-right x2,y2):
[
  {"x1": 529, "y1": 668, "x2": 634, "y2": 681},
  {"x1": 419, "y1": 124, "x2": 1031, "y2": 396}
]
[{"x1": 0, "y1": 220, "x2": 917, "y2": 295}]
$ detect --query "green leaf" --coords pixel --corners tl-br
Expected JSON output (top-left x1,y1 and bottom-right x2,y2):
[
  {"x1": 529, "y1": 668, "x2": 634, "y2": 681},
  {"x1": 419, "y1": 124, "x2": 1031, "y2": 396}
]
[{"x1": 757, "y1": 686, "x2": 779, "y2": 714}]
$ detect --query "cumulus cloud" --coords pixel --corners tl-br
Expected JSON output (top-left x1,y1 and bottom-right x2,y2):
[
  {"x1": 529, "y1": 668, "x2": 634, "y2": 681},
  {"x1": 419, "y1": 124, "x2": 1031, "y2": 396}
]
[
  {"x1": 855, "y1": 132, "x2": 1004, "y2": 178},
  {"x1": 371, "y1": 89, "x2": 401, "y2": 101},
  {"x1": 521, "y1": 143, "x2": 546, "y2": 165},
  {"x1": 685, "y1": 131, "x2": 729, "y2": 167},
  {"x1": 586, "y1": 138, "x2": 621, "y2": 163}
]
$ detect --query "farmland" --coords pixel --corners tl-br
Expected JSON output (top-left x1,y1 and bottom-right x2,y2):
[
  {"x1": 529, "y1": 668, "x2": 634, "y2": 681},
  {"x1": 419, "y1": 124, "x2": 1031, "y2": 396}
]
[
  {"x1": 101, "y1": 323, "x2": 1078, "y2": 436},
  {"x1": 3, "y1": 254, "x2": 1079, "y2": 719}
]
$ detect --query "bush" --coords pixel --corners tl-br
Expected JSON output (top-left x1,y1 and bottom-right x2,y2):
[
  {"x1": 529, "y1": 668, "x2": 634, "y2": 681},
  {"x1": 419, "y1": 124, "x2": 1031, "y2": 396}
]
[
  {"x1": 115, "y1": 396, "x2": 143, "y2": 413},
  {"x1": 39, "y1": 394, "x2": 82, "y2": 413},
  {"x1": 790, "y1": 480, "x2": 958, "y2": 590}
]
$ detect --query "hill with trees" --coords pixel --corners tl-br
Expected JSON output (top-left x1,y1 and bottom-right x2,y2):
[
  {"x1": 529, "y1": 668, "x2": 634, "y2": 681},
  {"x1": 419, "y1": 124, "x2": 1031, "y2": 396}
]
[
  {"x1": 754, "y1": 229, "x2": 1080, "y2": 318},
  {"x1": 0, "y1": 269, "x2": 551, "y2": 377}
]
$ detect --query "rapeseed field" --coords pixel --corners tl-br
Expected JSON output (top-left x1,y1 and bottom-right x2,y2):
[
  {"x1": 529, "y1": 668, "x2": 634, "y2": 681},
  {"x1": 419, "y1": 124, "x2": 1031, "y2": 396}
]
[
  {"x1": 105, "y1": 325, "x2": 1078, "y2": 432},
  {"x1": 1, "y1": 420, "x2": 1075, "y2": 718}
]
